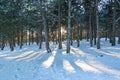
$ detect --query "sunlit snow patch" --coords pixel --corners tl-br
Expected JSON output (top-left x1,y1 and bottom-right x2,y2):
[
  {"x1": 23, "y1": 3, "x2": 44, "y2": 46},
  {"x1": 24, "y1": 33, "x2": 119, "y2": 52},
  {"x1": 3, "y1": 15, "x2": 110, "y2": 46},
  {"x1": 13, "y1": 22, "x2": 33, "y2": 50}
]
[
  {"x1": 62, "y1": 51, "x2": 67, "y2": 55},
  {"x1": 25, "y1": 50, "x2": 47, "y2": 62},
  {"x1": 16, "y1": 52, "x2": 40, "y2": 61},
  {"x1": 5, "y1": 51, "x2": 34, "y2": 60},
  {"x1": 42, "y1": 56, "x2": 55, "y2": 68},
  {"x1": 0, "y1": 54, "x2": 8, "y2": 57},
  {"x1": 63, "y1": 59, "x2": 75, "y2": 73},
  {"x1": 75, "y1": 60, "x2": 100, "y2": 73},
  {"x1": 91, "y1": 63, "x2": 120, "y2": 76}
]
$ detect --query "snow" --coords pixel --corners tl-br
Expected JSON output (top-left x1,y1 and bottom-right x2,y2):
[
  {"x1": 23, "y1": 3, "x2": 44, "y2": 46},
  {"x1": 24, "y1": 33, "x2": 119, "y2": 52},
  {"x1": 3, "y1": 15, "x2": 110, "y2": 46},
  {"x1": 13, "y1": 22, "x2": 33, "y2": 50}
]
[
  {"x1": 75, "y1": 60, "x2": 100, "y2": 73},
  {"x1": 0, "y1": 39, "x2": 120, "y2": 80},
  {"x1": 63, "y1": 59, "x2": 75, "y2": 73},
  {"x1": 42, "y1": 55, "x2": 55, "y2": 68}
]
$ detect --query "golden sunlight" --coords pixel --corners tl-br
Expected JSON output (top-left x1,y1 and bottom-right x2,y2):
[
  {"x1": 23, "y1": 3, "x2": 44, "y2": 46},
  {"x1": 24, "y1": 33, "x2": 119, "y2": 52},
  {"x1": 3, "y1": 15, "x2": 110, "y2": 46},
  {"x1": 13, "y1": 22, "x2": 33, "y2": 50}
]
[{"x1": 61, "y1": 27, "x2": 67, "y2": 35}]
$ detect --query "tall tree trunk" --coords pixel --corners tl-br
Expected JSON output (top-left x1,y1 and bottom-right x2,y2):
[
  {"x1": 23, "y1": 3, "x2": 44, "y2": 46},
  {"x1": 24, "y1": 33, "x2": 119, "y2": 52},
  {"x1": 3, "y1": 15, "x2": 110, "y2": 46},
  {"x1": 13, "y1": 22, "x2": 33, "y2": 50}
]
[
  {"x1": 40, "y1": 2, "x2": 51, "y2": 53},
  {"x1": 17, "y1": 30, "x2": 20, "y2": 46},
  {"x1": 13, "y1": 31, "x2": 16, "y2": 47},
  {"x1": 55, "y1": 30, "x2": 58, "y2": 44},
  {"x1": 36, "y1": 32, "x2": 39, "y2": 45},
  {"x1": 1, "y1": 33, "x2": 5, "y2": 50},
  {"x1": 20, "y1": 27, "x2": 23, "y2": 49},
  {"x1": 58, "y1": 0, "x2": 62, "y2": 49},
  {"x1": 70, "y1": 26, "x2": 73, "y2": 45},
  {"x1": 31, "y1": 30, "x2": 34, "y2": 44},
  {"x1": 39, "y1": 25, "x2": 42, "y2": 49},
  {"x1": 67, "y1": 0, "x2": 71, "y2": 53},
  {"x1": 92, "y1": 6, "x2": 97, "y2": 45},
  {"x1": 25, "y1": 31, "x2": 28, "y2": 45},
  {"x1": 96, "y1": 0, "x2": 100, "y2": 49},
  {"x1": 0, "y1": 27, "x2": 1, "y2": 49},
  {"x1": 0, "y1": 27, "x2": 5, "y2": 50},
  {"x1": 11, "y1": 35, "x2": 14, "y2": 51},
  {"x1": 89, "y1": 4, "x2": 93, "y2": 47},
  {"x1": 118, "y1": 38, "x2": 120, "y2": 44},
  {"x1": 86, "y1": 22, "x2": 89, "y2": 41},
  {"x1": 10, "y1": 31, "x2": 14, "y2": 51},
  {"x1": 80, "y1": 24, "x2": 82, "y2": 41},
  {"x1": 44, "y1": 16, "x2": 51, "y2": 53},
  {"x1": 111, "y1": 0, "x2": 116, "y2": 46},
  {"x1": 77, "y1": 22, "x2": 80, "y2": 47},
  {"x1": 94, "y1": 27, "x2": 97, "y2": 45},
  {"x1": 51, "y1": 31, "x2": 54, "y2": 43},
  {"x1": 29, "y1": 29, "x2": 31, "y2": 45},
  {"x1": 0, "y1": 34, "x2": 1, "y2": 49},
  {"x1": 118, "y1": 30, "x2": 120, "y2": 44},
  {"x1": 105, "y1": 23, "x2": 108, "y2": 41}
]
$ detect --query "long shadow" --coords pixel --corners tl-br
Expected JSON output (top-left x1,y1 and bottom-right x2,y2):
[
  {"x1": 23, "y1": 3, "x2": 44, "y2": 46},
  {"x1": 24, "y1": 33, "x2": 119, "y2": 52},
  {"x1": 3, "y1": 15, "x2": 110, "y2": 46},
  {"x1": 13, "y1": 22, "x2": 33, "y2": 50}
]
[
  {"x1": 37, "y1": 52, "x2": 52, "y2": 65},
  {"x1": 2, "y1": 44, "x2": 47, "y2": 61},
  {"x1": 51, "y1": 51, "x2": 64, "y2": 72},
  {"x1": 72, "y1": 43, "x2": 120, "y2": 76},
  {"x1": 5, "y1": 50, "x2": 35, "y2": 60},
  {"x1": 16, "y1": 50, "x2": 47, "y2": 62},
  {"x1": 50, "y1": 49, "x2": 82, "y2": 73},
  {"x1": 24, "y1": 51, "x2": 47, "y2": 62},
  {"x1": 64, "y1": 54, "x2": 82, "y2": 71}
]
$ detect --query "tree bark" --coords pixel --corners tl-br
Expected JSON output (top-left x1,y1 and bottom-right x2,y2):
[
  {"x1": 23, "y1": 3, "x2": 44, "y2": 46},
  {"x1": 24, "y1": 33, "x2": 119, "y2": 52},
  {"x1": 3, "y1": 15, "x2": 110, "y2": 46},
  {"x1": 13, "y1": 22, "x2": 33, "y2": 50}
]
[
  {"x1": 29, "y1": 29, "x2": 31, "y2": 45},
  {"x1": 0, "y1": 34, "x2": 1, "y2": 49},
  {"x1": 111, "y1": 0, "x2": 116, "y2": 46},
  {"x1": 118, "y1": 37, "x2": 120, "y2": 44},
  {"x1": 80, "y1": 24, "x2": 82, "y2": 41},
  {"x1": 1, "y1": 34, "x2": 5, "y2": 50},
  {"x1": 67, "y1": 0, "x2": 71, "y2": 53},
  {"x1": 31, "y1": 30, "x2": 34, "y2": 44},
  {"x1": 39, "y1": 25, "x2": 42, "y2": 49},
  {"x1": 96, "y1": 0, "x2": 100, "y2": 49},
  {"x1": 17, "y1": 30, "x2": 20, "y2": 46},
  {"x1": 20, "y1": 27, "x2": 23, "y2": 49},
  {"x1": 36, "y1": 32, "x2": 39, "y2": 45},
  {"x1": 40, "y1": 2, "x2": 51, "y2": 53},
  {"x1": 9, "y1": 31, "x2": 14, "y2": 51},
  {"x1": 89, "y1": 3, "x2": 93, "y2": 47},
  {"x1": 58, "y1": 0, "x2": 62, "y2": 49},
  {"x1": 77, "y1": 22, "x2": 80, "y2": 47}
]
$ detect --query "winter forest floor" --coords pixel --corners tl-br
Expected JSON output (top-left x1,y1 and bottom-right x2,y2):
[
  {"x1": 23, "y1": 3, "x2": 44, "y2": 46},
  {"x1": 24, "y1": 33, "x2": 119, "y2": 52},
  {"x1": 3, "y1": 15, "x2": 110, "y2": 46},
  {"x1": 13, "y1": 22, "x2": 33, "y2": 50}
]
[{"x1": 0, "y1": 39, "x2": 120, "y2": 80}]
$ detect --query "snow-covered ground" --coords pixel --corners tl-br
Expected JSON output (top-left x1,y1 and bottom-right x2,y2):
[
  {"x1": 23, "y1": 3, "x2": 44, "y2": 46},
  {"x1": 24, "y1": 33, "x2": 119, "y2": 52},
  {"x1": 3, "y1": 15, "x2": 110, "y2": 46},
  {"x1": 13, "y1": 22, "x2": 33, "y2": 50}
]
[{"x1": 0, "y1": 39, "x2": 120, "y2": 80}]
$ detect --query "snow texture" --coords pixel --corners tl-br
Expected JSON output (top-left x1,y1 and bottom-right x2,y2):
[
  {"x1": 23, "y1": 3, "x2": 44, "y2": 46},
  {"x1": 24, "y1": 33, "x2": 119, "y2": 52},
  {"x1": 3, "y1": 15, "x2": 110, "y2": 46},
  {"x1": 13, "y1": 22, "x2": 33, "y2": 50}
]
[{"x1": 0, "y1": 39, "x2": 120, "y2": 80}]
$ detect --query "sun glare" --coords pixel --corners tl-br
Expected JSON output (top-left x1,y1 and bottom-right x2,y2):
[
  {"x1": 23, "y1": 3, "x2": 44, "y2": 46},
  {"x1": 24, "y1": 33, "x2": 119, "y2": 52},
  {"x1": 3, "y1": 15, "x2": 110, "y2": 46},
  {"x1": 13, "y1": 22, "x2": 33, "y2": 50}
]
[{"x1": 61, "y1": 27, "x2": 67, "y2": 35}]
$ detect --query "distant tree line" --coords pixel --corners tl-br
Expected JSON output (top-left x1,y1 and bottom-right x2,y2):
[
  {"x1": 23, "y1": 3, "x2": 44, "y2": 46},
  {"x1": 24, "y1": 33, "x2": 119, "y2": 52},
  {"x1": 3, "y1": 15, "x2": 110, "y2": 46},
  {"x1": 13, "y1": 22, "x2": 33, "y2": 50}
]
[{"x1": 0, "y1": 0, "x2": 120, "y2": 53}]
